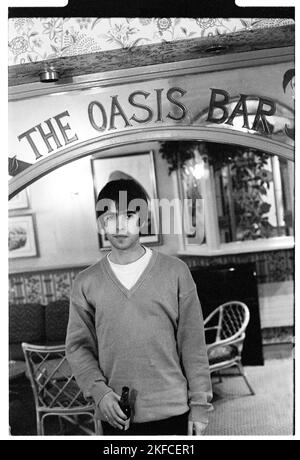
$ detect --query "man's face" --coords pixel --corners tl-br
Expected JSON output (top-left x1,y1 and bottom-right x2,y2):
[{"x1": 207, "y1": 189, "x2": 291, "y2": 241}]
[{"x1": 99, "y1": 201, "x2": 141, "y2": 250}]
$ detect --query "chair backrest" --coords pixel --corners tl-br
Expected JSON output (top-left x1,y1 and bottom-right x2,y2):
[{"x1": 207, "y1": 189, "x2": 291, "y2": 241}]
[
  {"x1": 22, "y1": 343, "x2": 93, "y2": 411},
  {"x1": 204, "y1": 301, "x2": 250, "y2": 344}
]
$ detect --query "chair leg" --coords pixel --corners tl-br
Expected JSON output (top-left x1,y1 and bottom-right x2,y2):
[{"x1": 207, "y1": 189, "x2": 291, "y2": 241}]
[
  {"x1": 40, "y1": 414, "x2": 46, "y2": 436},
  {"x1": 94, "y1": 417, "x2": 103, "y2": 435},
  {"x1": 235, "y1": 362, "x2": 255, "y2": 395},
  {"x1": 36, "y1": 412, "x2": 42, "y2": 435},
  {"x1": 58, "y1": 416, "x2": 64, "y2": 434}
]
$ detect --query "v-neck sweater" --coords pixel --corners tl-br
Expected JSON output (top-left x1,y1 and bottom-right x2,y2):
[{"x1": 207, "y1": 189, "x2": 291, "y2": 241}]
[
  {"x1": 66, "y1": 250, "x2": 213, "y2": 423},
  {"x1": 108, "y1": 247, "x2": 152, "y2": 290}
]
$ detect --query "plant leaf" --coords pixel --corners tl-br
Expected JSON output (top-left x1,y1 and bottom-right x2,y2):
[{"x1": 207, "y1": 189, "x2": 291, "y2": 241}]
[
  {"x1": 240, "y1": 19, "x2": 249, "y2": 28},
  {"x1": 282, "y1": 68, "x2": 295, "y2": 93},
  {"x1": 91, "y1": 18, "x2": 102, "y2": 30},
  {"x1": 129, "y1": 38, "x2": 148, "y2": 49}
]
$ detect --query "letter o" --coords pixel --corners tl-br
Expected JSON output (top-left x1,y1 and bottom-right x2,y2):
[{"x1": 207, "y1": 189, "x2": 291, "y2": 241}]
[{"x1": 88, "y1": 101, "x2": 108, "y2": 131}]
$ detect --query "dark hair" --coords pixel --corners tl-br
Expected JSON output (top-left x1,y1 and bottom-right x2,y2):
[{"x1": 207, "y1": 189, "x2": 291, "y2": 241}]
[{"x1": 96, "y1": 179, "x2": 149, "y2": 218}]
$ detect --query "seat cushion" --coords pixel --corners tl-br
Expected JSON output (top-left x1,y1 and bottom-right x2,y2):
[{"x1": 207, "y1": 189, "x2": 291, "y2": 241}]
[
  {"x1": 208, "y1": 345, "x2": 238, "y2": 365},
  {"x1": 45, "y1": 300, "x2": 70, "y2": 343},
  {"x1": 9, "y1": 303, "x2": 45, "y2": 344}
]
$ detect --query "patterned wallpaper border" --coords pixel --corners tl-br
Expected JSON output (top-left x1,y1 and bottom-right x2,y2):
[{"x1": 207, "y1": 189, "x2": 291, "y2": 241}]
[
  {"x1": 180, "y1": 248, "x2": 294, "y2": 284},
  {"x1": 9, "y1": 248, "x2": 294, "y2": 305},
  {"x1": 8, "y1": 17, "x2": 294, "y2": 66},
  {"x1": 9, "y1": 266, "x2": 84, "y2": 305},
  {"x1": 261, "y1": 326, "x2": 294, "y2": 344}
]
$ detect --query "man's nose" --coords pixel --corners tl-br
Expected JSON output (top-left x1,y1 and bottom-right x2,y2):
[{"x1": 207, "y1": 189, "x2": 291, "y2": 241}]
[{"x1": 116, "y1": 215, "x2": 127, "y2": 231}]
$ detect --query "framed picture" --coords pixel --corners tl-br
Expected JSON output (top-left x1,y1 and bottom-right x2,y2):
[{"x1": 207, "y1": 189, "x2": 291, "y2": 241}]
[
  {"x1": 8, "y1": 189, "x2": 29, "y2": 210},
  {"x1": 91, "y1": 151, "x2": 161, "y2": 249},
  {"x1": 9, "y1": 214, "x2": 38, "y2": 258}
]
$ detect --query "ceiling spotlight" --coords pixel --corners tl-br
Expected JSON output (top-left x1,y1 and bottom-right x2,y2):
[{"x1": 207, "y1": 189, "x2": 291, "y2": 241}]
[{"x1": 39, "y1": 69, "x2": 59, "y2": 83}]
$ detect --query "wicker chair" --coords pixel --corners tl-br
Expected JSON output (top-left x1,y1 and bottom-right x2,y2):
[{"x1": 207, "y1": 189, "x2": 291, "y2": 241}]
[
  {"x1": 204, "y1": 301, "x2": 255, "y2": 395},
  {"x1": 22, "y1": 343, "x2": 101, "y2": 435}
]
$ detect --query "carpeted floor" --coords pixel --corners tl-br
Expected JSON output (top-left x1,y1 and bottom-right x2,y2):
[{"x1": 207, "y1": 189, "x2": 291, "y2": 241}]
[
  {"x1": 205, "y1": 358, "x2": 294, "y2": 436},
  {"x1": 10, "y1": 358, "x2": 294, "y2": 436}
]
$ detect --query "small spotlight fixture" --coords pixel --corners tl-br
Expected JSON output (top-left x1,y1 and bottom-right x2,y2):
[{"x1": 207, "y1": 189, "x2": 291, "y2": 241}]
[{"x1": 39, "y1": 69, "x2": 59, "y2": 83}]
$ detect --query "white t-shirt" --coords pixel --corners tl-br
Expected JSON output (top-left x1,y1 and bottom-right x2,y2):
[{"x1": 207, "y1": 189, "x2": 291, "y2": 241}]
[{"x1": 107, "y1": 247, "x2": 152, "y2": 290}]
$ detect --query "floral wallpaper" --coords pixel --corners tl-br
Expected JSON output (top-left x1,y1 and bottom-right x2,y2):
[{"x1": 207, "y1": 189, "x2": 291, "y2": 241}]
[{"x1": 8, "y1": 17, "x2": 294, "y2": 66}]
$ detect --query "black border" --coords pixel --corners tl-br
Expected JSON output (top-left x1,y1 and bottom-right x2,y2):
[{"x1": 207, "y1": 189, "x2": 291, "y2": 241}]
[{"x1": 8, "y1": 0, "x2": 294, "y2": 19}]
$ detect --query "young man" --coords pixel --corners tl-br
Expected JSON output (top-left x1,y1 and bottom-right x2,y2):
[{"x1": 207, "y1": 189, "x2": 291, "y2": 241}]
[{"x1": 66, "y1": 179, "x2": 212, "y2": 436}]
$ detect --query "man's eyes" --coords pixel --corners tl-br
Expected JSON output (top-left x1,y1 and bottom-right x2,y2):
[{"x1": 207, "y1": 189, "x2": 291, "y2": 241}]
[{"x1": 104, "y1": 213, "x2": 137, "y2": 221}]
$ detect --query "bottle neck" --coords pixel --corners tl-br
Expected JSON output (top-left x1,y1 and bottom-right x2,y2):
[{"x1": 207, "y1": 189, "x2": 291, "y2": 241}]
[{"x1": 121, "y1": 389, "x2": 130, "y2": 403}]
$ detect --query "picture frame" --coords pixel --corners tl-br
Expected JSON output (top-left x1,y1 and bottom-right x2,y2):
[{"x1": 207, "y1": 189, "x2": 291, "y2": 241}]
[
  {"x1": 9, "y1": 214, "x2": 38, "y2": 258},
  {"x1": 8, "y1": 189, "x2": 29, "y2": 211},
  {"x1": 91, "y1": 151, "x2": 161, "y2": 250}
]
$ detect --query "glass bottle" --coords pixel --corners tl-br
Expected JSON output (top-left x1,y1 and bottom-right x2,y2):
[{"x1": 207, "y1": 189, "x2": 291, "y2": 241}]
[{"x1": 119, "y1": 386, "x2": 131, "y2": 431}]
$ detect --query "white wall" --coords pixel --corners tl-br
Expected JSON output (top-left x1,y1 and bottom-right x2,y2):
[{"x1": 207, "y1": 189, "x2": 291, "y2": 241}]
[{"x1": 258, "y1": 281, "x2": 294, "y2": 328}]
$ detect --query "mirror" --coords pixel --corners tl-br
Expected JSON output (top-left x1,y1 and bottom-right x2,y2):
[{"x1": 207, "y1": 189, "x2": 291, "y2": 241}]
[{"x1": 8, "y1": 138, "x2": 294, "y2": 436}]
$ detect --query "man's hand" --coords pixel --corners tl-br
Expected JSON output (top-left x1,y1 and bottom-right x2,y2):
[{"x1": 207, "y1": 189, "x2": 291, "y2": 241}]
[
  {"x1": 188, "y1": 421, "x2": 208, "y2": 436},
  {"x1": 99, "y1": 391, "x2": 128, "y2": 430}
]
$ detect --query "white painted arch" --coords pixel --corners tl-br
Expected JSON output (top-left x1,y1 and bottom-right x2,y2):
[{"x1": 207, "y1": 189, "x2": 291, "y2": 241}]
[{"x1": 9, "y1": 125, "x2": 294, "y2": 199}]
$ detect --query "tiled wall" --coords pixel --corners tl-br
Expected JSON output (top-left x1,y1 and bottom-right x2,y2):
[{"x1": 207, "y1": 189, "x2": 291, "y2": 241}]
[{"x1": 8, "y1": 17, "x2": 294, "y2": 66}]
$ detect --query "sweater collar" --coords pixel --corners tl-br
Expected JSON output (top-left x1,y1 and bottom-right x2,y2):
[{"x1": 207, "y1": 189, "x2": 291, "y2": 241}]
[{"x1": 102, "y1": 249, "x2": 159, "y2": 298}]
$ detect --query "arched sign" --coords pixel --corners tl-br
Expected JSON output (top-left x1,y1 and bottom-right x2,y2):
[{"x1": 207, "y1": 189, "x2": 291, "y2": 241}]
[{"x1": 9, "y1": 52, "x2": 294, "y2": 197}]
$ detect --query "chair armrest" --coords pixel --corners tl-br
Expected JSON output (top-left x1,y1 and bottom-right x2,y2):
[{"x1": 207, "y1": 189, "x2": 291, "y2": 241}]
[{"x1": 206, "y1": 333, "x2": 245, "y2": 351}]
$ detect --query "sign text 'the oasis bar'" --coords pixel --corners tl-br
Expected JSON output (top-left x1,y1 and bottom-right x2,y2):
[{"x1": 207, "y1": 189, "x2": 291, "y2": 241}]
[{"x1": 17, "y1": 87, "x2": 276, "y2": 161}]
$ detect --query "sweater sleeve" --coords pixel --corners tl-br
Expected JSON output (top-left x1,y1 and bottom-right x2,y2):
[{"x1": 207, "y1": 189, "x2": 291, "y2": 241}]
[
  {"x1": 177, "y1": 266, "x2": 213, "y2": 423},
  {"x1": 65, "y1": 274, "x2": 112, "y2": 406}
]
